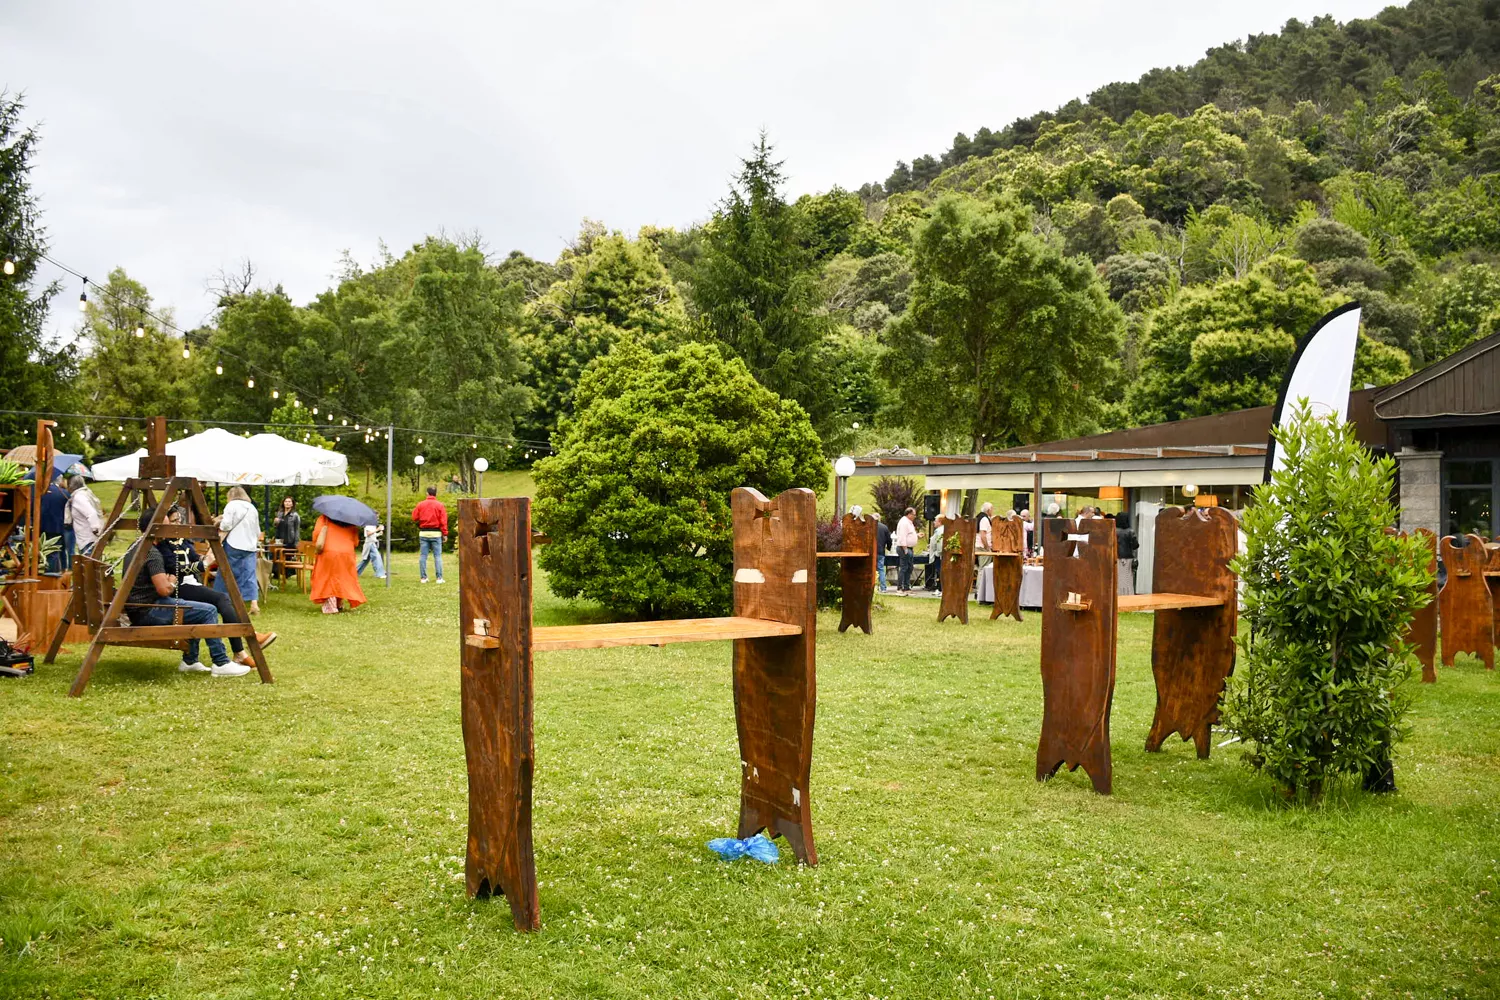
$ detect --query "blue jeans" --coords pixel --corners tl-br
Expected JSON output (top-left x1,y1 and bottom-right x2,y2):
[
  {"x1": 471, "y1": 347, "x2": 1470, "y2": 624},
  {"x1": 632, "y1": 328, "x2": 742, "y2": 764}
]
[
  {"x1": 62, "y1": 527, "x2": 75, "y2": 570},
  {"x1": 214, "y1": 544, "x2": 259, "y2": 601},
  {"x1": 876, "y1": 550, "x2": 887, "y2": 592},
  {"x1": 419, "y1": 536, "x2": 444, "y2": 580},
  {"x1": 134, "y1": 598, "x2": 228, "y2": 666},
  {"x1": 358, "y1": 542, "x2": 385, "y2": 578}
]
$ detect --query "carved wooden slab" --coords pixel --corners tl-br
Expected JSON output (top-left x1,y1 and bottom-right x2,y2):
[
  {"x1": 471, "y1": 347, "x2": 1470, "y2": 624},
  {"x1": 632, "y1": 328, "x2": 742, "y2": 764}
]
[
  {"x1": 936, "y1": 515, "x2": 976, "y2": 624},
  {"x1": 459, "y1": 497, "x2": 539, "y2": 931},
  {"x1": 838, "y1": 512, "x2": 877, "y2": 635},
  {"x1": 1487, "y1": 538, "x2": 1500, "y2": 651},
  {"x1": 989, "y1": 518, "x2": 1025, "y2": 622},
  {"x1": 1037, "y1": 518, "x2": 1117, "y2": 794},
  {"x1": 732, "y1": 487, "x2": 818, "y2": 864},
  {"x1": 1439, "y1": 534, "x2": 1494, "y2": 671},
  {"x1": 1407, "y1": 529, "x2": 1439, "y2": 683},
  {"x1": 1143, "y1": 507, "x2": 1237, "y2": 758}
]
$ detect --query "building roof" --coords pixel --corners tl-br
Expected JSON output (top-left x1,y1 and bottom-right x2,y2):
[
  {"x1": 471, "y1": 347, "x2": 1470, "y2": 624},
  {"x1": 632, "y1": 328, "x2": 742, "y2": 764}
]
[{"x1": 1373, "y1": 330, "x2": 1500, "y2": 423}]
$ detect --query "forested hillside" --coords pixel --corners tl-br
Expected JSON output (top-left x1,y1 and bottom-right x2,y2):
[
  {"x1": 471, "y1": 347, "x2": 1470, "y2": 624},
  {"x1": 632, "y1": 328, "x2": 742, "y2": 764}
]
[{"x1": 7, "y1": 0, "x2": 1500, "y2": 465}]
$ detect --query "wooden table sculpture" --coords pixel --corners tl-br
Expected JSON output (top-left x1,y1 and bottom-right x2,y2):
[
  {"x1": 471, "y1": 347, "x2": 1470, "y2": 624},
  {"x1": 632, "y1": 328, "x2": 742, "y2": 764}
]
[
  {"x1": 1438, "y1": 534, "x2": 1494, "y2": 671},
  {"x1": 986, "y1": 518, "x2": 1025, "y2": 622},
  {"x1": 459, "y1": 486, "x2": 818, "y2": 932},
  {"x1": 1037, "y1": 511, "x2": 1238, "y2": 793},
  {"x1": 1037, "y1": 518, "x2": 1118, "y2": 794},
  {"x1": 1142, "y1": 507, "x2": 1238, "y2": 759},
  {"x1": 43, "y1": 418, "x2": 272, "y2": 696},
  {"x1": 817, "y1": 512, "x2": 876, "y2": 635},
  {"x1": 1389, "y1": 528, "x2": 1439, "y2": 683},
  {"x1": 936, "y1": 515, "x2": 976, "y2": 624}
]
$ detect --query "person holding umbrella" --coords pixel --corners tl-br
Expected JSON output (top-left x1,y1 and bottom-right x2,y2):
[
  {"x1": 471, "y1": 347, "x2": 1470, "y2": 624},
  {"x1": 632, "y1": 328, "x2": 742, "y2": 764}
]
[{"x1": 309, "y1": 495, "x2": 374, "y2": 614}]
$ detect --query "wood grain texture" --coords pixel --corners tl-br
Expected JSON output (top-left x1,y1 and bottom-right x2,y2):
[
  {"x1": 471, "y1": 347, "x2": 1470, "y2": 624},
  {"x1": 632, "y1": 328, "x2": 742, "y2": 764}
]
[
  {"x1": 1487, "y1": 539, "x2": 1500, "y2": 652},
  {"x1": 458, "y1": 497, "x2": 539, "y2": 931},
  {"x1": 988, "y1": 519, "x2": 1025, "y2": 622},
  {"x1": 1143, "y1": 507, "x2": 1238, "y2": 759},
  {"x1": 1439, "y1": 534, "x2": 1494, "y2": 671},
  {"x1": 1404, "y1": 529, "x2": 1439, "y2": 683},
  {"x1": 1037, "y1": 517, "x2": 1117, "y2": 795},
  {"x1": 837, "y1": 513, "x2": 877, "y2": 635},
  {"x1": 1118, "y1": 594, "x2": 1226, "y2": 612},
  {"x1": 936, "y1": 516, "x2": 976, "y2": 624},
  {"x1": 533, "y1": 617, "x2": 801, "y2": 651},
  {"x1": 732, "y1": 487, "x2": 819, "y2": 864}
]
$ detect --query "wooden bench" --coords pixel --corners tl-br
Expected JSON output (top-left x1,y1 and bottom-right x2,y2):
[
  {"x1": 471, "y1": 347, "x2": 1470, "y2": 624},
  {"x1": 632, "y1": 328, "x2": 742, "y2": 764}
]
[
  {"x1": 1037, "y1": 507, "x2": 1238, "y2": 794},
  {"x1": 459, "y1": 486, "x2": 818, "y2": 932},
  {"x1": 813, "y1": 511, "x2": 876, "y2": 634}
]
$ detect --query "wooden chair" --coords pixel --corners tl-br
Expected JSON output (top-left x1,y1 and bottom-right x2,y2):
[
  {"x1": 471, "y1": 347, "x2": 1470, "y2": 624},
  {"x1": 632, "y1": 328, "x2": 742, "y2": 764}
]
[{"x1": 291, "y1": 541, "x2": 318, "y2": 592}]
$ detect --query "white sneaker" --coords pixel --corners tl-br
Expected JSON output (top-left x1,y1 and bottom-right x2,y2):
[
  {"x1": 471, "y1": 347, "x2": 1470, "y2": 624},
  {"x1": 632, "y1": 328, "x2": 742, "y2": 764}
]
[
  {"x1": 435, "y1": 578, "x2": 446, "y2": 584},
  {"x1": 211, "y1": 661, "x2": 253, "y2": 678},
  {"x1": 178, "y1": 660, "x2": 210, "y2": 673},
  {"x1": 419, "y1": 578, "x2": 428, "y2": 584}
]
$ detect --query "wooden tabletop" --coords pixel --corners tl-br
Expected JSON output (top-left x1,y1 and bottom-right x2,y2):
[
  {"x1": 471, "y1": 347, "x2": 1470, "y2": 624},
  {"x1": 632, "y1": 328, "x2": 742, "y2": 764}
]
[
  {"x1": 1117, "y1": 593, "x2": 1226, "y2": 612},
  {"x1": 533, "y1": 616, "x2": 802, "y2": 652}
]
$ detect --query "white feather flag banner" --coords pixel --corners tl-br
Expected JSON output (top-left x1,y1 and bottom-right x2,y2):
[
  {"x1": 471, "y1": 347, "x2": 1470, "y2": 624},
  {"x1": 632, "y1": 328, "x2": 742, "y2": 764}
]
[{"x1": 1264, "y1": 301, "x2": 1363, "y2": 478}]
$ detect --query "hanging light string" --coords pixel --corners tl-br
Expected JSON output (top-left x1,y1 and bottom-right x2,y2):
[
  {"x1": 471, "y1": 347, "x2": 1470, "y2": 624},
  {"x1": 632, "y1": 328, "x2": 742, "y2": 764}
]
[{"x1": 5, "y1": 244, "x2": 554, "y2": 455}]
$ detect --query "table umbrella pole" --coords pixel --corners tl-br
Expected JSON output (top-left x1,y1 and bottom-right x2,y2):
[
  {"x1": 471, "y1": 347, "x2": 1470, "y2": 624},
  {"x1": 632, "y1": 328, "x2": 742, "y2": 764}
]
[{"x1": 385, "y1": 425, "x2": 393, "y2": 588}]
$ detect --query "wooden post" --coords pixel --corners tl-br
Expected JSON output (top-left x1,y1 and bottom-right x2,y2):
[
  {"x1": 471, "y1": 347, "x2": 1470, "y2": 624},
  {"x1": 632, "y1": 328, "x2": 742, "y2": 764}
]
[
  {"x1": 1143, "y1": 507, "x2": 1238, "y2": 758},
  {"x1": 457, "y1": 497, "x2": 538, "y2": 931},
  {"x1": 836, "y1": 512, "x2": 877, "y2": 635},
  {"x1": 1438, "y1": 534, "x2": 1494, "y2": 671},
  {"x1": 988, "y1": 518, "x2": 1025, "y2": 622},
  {"x1": 936, "y1": 515, "x2": 976, "y2": 624},
  {"x1": 731, "y1": 487, "x2": 818, "y2": 864},
  {"x1": 1392, "y1": 528, "x2": 1439, "y2": 683},
  {"x1": 1037, "y1": 517, "x2": 1117, "y2": 794}
]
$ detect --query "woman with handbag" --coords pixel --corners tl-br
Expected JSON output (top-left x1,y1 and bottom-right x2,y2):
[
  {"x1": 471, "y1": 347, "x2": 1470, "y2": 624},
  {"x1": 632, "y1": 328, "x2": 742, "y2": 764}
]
[
  {"x1": 308, "y1": 513, "x2": 365, "y2": 614},
  {"x1": 213, "y1": 486, "x2": 263, "y2": 614}
]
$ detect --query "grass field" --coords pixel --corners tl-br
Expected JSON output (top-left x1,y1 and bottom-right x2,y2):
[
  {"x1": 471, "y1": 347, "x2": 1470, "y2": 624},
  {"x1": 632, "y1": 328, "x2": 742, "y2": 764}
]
[{"x1": 1, "y1": 554, "x2": 1497, "y2": 999}]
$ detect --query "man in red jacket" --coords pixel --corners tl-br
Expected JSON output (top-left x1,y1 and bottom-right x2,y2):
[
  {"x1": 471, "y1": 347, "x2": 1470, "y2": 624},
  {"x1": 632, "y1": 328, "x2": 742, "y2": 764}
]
[{"x1": 411, "y1": 486, "x2": 449, "y2": 583}]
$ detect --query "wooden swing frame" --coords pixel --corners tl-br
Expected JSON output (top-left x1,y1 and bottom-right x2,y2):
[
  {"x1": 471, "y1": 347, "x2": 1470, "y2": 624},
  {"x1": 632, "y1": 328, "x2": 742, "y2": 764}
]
[{"x1": 42, "y1": 418, "x2": 272, "y2": 696}]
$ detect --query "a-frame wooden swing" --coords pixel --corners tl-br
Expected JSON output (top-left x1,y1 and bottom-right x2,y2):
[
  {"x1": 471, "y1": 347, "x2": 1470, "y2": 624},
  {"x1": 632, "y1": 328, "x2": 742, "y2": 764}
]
[{"x1": 44, "y1": 417, "x2": 272, "y2": 696}]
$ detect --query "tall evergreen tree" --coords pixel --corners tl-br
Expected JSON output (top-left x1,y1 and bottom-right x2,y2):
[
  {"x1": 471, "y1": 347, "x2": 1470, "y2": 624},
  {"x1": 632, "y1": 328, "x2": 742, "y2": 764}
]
[
  {"x1": 692, "y1": 135, "x2": 840, "y2": 443},
  {"x1": 0, "y1": 92, "x2": 74, "y2": 442}
]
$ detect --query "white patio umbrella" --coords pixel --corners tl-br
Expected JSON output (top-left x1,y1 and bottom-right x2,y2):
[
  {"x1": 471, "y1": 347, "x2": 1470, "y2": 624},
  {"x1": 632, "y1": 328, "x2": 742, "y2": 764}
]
[
  {"x1": 245, "y1": 433, "x2": 348, "y2": 486},
  {"x1": 90, "y1": 427, "x2": 338, "y2": 486}
]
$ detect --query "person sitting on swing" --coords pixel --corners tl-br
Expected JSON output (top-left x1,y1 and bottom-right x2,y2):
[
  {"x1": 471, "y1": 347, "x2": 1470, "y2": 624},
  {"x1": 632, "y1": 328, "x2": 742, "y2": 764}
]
[
  {"x1": 156, "y1": 504, "x2": 276, "y2": 673},
  {"x1": 123, "y1": 504, "x2": 251, "y2": 678}
]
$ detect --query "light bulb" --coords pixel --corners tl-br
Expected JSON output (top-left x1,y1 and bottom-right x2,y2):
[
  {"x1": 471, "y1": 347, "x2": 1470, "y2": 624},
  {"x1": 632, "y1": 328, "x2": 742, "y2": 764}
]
[
  {"x1": 341, "y1": 418, "x2": 347, "y2": 426},
  {"x1": 134, "y1": 324, "x2": 145, "y2": 338},
  {"x1": 215, "y1": 362, "x2": 223, "y2": 375},
  {"x1": 3, "y1": 257, "x2": 15, "y2": 275},
  {"x1": 272, "y1": 389, "x2": 279, "y2": 399},
  {"x1": 78, "y1": 292, "x2": 88, "y2": 311},
  {"x1": 414, "y1": 455, "x2": 425, "y2": 466},
  {"x1": 182, "y1": 346, "x2": 190, "y2": 359},
  {"x1": 292, "y1": 398, "x2": 300, "y2": 407},
  {"x1": 247, "y1": 377, "x2": 255, "y2": 388},
  {"x1": 116, "y1": 424, "x2": 122, "y2": 431},
  {"x1": 471, "y1": 441, "x2": 477, "y2": 449},
  {"x1": 354, "y1": 423, "x2": 360, "y2": 431},
  {"x1": 312, "y1": 406, "x2": 318, "y2": 415},
  {"x1": 417, "y1": 437, "x2": 423, "y2": 444}
]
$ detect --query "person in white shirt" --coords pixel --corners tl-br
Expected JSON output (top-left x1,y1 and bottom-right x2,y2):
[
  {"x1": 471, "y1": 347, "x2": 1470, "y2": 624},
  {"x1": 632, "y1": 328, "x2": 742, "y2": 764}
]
[
  {"x1": 895, "y1": 507, "x2": 919, "y2": 594},
  {"x1": 975, "y1": 501, "x2": 995, "y2": 603},
  {"x1": 65, "y1": 475, "x2": 106, "y2": 556},
  {"x1": 213, "y1": 486, "x2": 263, "y2": 614}
]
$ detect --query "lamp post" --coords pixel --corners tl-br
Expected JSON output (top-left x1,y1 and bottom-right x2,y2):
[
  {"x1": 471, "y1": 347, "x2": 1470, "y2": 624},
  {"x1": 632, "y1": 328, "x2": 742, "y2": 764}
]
[
  {"x1": 834, "y1": 455, "x2": 856, "y2": 517},
  {"x1": 473, "y1": 456, "x2": 489, "y2": 498},
  {"x1": 414, "y1": 454, "x2": 425, "y2": 493}
]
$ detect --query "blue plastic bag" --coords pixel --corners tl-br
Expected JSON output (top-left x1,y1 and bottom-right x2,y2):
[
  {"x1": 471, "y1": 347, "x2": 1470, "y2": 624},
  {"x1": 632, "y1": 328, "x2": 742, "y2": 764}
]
[{"x1": 706, "y1": 833, "x2": 779, "y2": 863}]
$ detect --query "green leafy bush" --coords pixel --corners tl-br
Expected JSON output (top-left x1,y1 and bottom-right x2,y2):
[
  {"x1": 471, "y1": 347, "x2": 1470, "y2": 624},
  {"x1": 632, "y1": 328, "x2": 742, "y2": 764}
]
[
  {"x1": 1222, "y1": 402, "x2": 1434, "y2": 800},
  {"x1": 533, "y1": 341, "x2": 826, "y2": 619}
]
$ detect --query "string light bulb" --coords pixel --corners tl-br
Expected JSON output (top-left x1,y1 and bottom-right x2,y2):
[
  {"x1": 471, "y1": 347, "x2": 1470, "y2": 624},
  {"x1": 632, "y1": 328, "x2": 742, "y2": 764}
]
[
  {"x1": 215, "y1": 361, "x2": 223, "y2": 375},
  {"x1": 181, "y1": 346, "x2": 190, "y2": 359},
  {"x1": 341, "y1": 418, "x2": 347, "y2": 426},
  {"x1": 311, "y1": 406, "x2": 318, "y2": 415},
  {"x1": 78, "y1": 291, "x2": 88, "y2": 312},
  {"x1": 271, "y1": 388, "x2": 279, "y2": 399},
  {"x1": 247, "y1": 376, "x2": 255, "y2": 388},
  {"x1": 134, "y1": 323, "x2": 145, "y2": 338},
  {"x1": 3, "y1": 256, "x2": 15, "y2": 276}
]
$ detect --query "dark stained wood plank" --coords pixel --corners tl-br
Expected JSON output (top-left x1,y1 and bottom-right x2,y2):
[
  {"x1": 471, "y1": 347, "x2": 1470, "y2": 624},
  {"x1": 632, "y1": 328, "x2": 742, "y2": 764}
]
[
  {"x1": 1037, "y1": 517, "x2": 1117, "y2": 794},
  {"x1": 1439, "y1": 534, "x2": 1494, "y2": 671},
  {"x1": 1395, "y1": 528, "x2": 1439, "y2": 683},
  {"x1": 458, "y1": 496, "x2": 539, "y2": 931},
  {"x1": 732, "y1": 487, "x2": 819, "y2": 864},
  {"x1": 1143, "y1": 507, "x2": 1238, "y2": 759},
  {"x1": 836, "y1": 512, "x2": 877, "y2": 635},
  {"x1": 936, "y1": 515, "x2": 976, "y2": 624},
  {"x1": 989, "y1": 518, "x2": 1025, "y2": 622}
]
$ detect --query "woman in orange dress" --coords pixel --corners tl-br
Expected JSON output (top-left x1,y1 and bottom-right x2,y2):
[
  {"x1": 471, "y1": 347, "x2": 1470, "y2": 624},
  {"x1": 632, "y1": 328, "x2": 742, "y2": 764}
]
[{"x1": 309, "y1": 515, "x2": 366, "y2": 613}]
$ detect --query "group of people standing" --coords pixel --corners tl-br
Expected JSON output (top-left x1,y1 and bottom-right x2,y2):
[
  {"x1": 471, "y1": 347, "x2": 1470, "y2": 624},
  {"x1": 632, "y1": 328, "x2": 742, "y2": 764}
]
[
  {"x1": 33, "y1": 474, "x2": 107, "y2": 572},
  {"x1": 864, "y1": 501, "x2": 1039, "y2": 598}
]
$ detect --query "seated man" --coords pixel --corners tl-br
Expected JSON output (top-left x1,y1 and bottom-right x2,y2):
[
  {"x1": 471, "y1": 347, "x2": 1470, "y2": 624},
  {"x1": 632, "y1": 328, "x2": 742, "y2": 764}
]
[
  {"x1": 156, "y1": 505, "x2": 276, "y2": 672},
  {"x1": 124, "y1": 505, "x2": 251, "y2": 678}
]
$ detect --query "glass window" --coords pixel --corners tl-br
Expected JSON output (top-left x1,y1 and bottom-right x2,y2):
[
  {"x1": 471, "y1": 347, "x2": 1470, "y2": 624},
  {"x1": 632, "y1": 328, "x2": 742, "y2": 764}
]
[{"x1": 1447, "y1": 461, "x2": 1495, "y2": 486}]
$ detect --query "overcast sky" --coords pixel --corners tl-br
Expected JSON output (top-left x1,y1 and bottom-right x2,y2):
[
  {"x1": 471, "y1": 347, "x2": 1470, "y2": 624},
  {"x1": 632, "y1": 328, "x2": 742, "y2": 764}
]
[{"x1": 5, "y1": 0, "x2": 1392, "y2": 342}]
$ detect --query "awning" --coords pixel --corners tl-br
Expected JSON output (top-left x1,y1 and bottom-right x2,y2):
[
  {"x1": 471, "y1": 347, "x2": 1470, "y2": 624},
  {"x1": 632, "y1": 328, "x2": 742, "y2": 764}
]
[{"x1": 91, "y1": 428, "x2": 347, "y2": 486}]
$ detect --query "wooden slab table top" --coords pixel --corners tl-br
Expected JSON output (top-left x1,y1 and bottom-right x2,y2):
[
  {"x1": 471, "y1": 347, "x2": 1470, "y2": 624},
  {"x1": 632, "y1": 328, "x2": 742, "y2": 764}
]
[
  {"x1": 512, "y1": 617, "x2": 802, "y2": 652},
  {"x1": 1117, "y1": 593, "x2": 1226, "y2": 612},
  {"x1": 815, "y1": 551, "x2": 871, "y2": 558}
]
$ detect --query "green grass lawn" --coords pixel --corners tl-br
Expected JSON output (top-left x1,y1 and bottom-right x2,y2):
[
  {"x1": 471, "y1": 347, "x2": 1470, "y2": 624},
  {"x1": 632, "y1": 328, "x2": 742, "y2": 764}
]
[{"x1": 1, "y1": 555, "x2": 1497, "y2": 999}]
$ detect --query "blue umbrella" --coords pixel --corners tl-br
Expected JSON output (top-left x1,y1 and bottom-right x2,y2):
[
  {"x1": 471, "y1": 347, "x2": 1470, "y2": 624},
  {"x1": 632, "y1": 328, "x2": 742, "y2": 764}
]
[{"x1": 312, "y1": 494, "x2": 379, "y2": 528}]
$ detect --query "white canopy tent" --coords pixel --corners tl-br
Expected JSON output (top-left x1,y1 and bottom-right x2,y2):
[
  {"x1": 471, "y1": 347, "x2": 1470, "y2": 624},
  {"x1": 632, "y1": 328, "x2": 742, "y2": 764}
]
[{"x1": 91, "y1": 428, "x2": 348, "y2": 486}]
